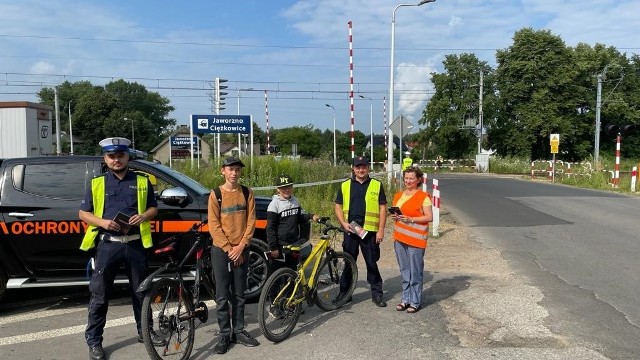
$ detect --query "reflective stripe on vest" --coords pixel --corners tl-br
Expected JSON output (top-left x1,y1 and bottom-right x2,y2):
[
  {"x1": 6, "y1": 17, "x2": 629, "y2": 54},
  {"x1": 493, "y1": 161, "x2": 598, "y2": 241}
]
[
  {"x1": 392, "y1": 191, "x2": 429, "y2": 249},
  {"x1": 341, "y1": 178, "x2": 381, "y2": 232},
  {"x1": 80, "y1": 175, "x2": 152, "y2": 250}
]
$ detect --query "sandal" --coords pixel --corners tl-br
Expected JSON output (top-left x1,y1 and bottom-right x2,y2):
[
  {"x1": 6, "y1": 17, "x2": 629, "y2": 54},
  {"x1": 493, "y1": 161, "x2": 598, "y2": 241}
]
[
  {"x1": 406, "y1": 305, "x2": 419, "y2": 313},
  {"x1": 395, "y1": 303, "x2": 408, "y2": 311}
]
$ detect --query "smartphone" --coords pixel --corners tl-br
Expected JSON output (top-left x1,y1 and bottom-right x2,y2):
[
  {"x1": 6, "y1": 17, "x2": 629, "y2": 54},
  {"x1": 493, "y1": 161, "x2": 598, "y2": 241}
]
[{"x1": 388, "y1": 206, "x2": 402, "y2": 215}]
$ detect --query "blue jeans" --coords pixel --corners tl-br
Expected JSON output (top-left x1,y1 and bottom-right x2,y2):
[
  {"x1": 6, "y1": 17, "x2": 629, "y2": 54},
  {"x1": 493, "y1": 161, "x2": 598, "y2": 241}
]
[{"x1": 394, "y1": 241, "x2": 425, "y2": 308}]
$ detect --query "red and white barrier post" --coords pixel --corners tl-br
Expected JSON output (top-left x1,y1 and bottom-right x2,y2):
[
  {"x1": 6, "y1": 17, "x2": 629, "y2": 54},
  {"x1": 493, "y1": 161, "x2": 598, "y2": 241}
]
[
  {"x1": 613, "y1": 134, "x2": 621, "y2": 187},
  {"x1": 631, "y1": 166, "x2": 637, "y2": 192},
  {"x1": 422, "y1": 172, "x2": 429, "y2": 193},
  {"x1": 431, "y1": 179, "x2": 440, "y2": 237}
]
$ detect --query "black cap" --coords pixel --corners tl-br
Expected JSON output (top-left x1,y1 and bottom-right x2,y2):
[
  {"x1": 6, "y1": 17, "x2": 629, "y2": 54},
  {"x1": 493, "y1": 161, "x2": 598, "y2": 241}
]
[
  {"x1": 222, "y1": 157, "x2": 245, "y2": 167},
  {"x1": 275, "y1": 174, "x2": 294, "y2": 188},
  {"x1": 353, "y1": 156, "x2": 368, "y2": 166}
]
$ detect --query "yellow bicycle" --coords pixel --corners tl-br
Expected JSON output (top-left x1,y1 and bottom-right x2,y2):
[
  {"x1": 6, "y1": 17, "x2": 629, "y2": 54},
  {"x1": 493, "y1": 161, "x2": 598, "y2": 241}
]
[{"x1": 257, "y1": 217, "x2": 358, "y2": 342}]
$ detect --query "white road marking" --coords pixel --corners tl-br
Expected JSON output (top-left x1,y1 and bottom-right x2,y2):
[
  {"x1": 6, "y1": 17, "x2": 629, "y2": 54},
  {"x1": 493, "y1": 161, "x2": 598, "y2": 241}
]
[{"x1": 0, "y1": 300, "x2": 216, "y2": 346}]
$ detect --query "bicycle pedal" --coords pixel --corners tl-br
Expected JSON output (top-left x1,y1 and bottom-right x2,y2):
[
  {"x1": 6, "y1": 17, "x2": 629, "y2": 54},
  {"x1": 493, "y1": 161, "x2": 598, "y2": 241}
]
[{"x1": 195, "y1": 301, "x2": 209, "y2": 323}]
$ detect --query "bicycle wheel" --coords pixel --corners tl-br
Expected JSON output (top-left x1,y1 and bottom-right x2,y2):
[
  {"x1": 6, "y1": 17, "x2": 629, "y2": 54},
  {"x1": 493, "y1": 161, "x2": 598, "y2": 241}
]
[
  {"x1": 141, "y1": 278, "x2": 195, "y2": 360},
  {"x1": 245, "y1": 238, "x2": 270, "y2": 300},
  {"x1": 315, "y1": 251, "x2": 358, "y2": 311},
  {"x1": 257, "y1": 267, "x2": 302, "y2": 343}
]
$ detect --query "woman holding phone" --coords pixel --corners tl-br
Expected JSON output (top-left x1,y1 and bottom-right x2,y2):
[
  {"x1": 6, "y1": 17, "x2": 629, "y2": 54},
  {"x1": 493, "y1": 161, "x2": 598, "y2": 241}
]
[{"x1": 390, "y1": 167, "x2": 433, "y2": 313}]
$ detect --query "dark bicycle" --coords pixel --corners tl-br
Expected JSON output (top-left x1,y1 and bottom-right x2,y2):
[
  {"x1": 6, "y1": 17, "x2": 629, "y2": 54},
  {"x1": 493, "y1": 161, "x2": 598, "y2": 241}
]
[{"x1": 137, "y1": 220, "x2": 214, "y2": 360}]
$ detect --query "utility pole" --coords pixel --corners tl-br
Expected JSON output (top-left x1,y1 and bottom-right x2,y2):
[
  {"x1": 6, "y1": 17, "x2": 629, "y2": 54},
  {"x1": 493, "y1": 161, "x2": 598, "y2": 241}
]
[{"x1": 594, "y1": 72, "x2": 603, "y2": 165}]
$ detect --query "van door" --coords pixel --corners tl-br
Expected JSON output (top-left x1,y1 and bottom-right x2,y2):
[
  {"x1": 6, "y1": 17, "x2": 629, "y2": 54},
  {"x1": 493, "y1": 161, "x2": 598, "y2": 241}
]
[{"x1": 2, "y1": 159, "x2": 97, "y2": 277}]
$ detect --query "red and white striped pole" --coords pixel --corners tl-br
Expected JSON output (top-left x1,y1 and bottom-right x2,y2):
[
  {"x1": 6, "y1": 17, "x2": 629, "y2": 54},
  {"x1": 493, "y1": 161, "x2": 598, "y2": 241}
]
[
  {"x1": 422, "y1": 172, "x2": 429, "y2": 193},
  {"x1": 431, "y1": 178, "x2": 440, "y2": 237},
  {"x1": 613, "y1": 134, "x2": 621, "y2": 186},
  {"x1": 265, "y1": 90, "x2": 270, "y2": 154},
  {"x1": 631, "y1": 166, "x2": 637, "y2": 192},
  {"x1": 347, "y1": 21, "x2": 355, "y2": 161}
]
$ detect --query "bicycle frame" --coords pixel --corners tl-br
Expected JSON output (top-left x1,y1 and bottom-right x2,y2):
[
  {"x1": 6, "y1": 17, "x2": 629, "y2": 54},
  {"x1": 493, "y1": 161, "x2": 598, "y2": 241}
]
[{"x1": 278, "y1": 228, "x2": 337, "y2": 307}]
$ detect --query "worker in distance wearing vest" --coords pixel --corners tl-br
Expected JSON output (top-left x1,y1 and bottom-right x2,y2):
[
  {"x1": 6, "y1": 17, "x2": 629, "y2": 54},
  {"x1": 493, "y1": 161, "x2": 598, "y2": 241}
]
[
  {"x1": 79, "y1": 137, "x2": 160, "y2": 360},
  {"x1": 335, "y1": 155, "x2": 388, "y2": 307}
]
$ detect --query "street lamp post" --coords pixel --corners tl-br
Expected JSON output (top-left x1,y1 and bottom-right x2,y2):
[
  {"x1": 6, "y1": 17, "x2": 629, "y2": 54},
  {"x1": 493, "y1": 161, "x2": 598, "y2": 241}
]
[
  {"x1": 359, "y1": 95, "x2": 374, "y2": 170},
  {"x1": 68, "y1": 101, "x2": 74, "y2": 155},
  {"x1": 124, "y1": 117, "x2": 135, "y2": 150},
  {"x1": 325, "y1": 104, "x2": 337, "y2": 166},
  {"x1": 388, "y1": 0, "x2": 435, "y2": 181}
]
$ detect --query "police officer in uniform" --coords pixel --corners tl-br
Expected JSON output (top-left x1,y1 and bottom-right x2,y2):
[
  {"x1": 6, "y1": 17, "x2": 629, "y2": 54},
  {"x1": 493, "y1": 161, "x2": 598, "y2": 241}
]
[{"x1": 79, "y1": 137, "x2": 159, "y2": 360}]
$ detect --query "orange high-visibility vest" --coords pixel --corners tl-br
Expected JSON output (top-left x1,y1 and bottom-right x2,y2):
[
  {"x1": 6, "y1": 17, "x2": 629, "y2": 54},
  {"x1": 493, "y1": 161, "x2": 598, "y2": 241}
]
[{"x1": 392, "y1": 191, "x2": 430, "y2": 249}]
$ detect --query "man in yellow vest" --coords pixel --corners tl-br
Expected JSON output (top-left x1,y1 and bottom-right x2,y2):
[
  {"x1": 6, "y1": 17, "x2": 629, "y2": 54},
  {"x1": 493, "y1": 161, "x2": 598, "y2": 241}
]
[
  {"x1": 335, "y1": 155, "x2": 388, "y2": 307},
  {"x1": 79, "y1": 137, "x2": 159, "y2": 360}
]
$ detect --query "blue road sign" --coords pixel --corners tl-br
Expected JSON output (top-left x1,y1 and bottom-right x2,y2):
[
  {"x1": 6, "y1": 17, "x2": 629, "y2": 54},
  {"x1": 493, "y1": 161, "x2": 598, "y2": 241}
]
[{"x1": 191, "y1": 115, "x2": 250, "y2": 134}]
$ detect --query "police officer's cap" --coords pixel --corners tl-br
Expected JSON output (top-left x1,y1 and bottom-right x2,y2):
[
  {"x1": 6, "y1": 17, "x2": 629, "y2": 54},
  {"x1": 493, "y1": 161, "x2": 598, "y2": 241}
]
[
  {"x1": 99, "y1": 137, "x2": 131, "y2": 154},
  {"x1": 353, "y1": 156, "x2": 368, "y2": 166}
]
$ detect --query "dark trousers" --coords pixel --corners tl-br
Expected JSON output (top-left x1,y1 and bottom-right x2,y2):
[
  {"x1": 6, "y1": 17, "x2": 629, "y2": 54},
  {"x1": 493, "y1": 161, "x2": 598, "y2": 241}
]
[
  {"x1": 341, "y1": 231, "x2": 383, "y2": 298},
  {"x1": 211, "y1": 245, "x2": 249, "y2": 337},
  {"x1": 85, "y1": 239, "x2": 147, "y2": 346}
]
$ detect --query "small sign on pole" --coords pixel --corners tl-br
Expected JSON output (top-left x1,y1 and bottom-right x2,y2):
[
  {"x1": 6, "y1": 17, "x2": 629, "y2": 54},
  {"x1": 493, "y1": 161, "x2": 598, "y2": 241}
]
[{"x1": 550, "y1": 134, "x2": 560, "y2": 182}]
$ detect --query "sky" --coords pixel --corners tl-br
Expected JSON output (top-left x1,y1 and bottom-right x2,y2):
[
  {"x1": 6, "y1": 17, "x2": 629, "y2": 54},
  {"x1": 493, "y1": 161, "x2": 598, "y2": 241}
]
[{"x1": 1, "y1": 0, "x2": 638, "y2": 137}]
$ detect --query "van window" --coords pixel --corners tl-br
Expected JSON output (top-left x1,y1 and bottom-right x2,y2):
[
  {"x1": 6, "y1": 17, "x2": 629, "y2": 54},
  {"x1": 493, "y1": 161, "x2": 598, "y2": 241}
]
[{"x1": 21, "y1": 163, "x2": 88, "y2": 199}]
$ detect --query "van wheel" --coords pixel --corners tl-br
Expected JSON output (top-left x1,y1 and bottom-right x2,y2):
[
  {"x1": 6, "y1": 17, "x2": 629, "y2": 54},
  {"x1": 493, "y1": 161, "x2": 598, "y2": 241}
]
[{"x1": 245, "y1": 238, "x2": 270, "y2": 300}]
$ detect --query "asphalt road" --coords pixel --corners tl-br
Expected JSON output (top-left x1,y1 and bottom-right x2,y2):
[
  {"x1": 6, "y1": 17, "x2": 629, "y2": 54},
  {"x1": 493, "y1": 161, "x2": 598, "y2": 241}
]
[{"x1": 435, "y1": 173, "x2": 640, "y2": 359}]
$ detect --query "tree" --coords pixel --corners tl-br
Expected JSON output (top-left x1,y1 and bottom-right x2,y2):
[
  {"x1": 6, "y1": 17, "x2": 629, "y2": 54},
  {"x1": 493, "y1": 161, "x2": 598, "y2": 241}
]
[
  {"x1": 421, "y1": 53, "x2": 497, "y2": 159},
  {"x1": 494, "y1": 28, "x2": 579, "y2": 160},
  {"x1": 37, "y1": 80, "x2": 175, "y2": 155}
]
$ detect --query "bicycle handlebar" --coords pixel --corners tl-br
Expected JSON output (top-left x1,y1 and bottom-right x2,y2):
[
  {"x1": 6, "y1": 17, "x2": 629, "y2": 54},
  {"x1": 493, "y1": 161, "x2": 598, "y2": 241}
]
[{"x1": 317, "y1": 217, "x2": 348, "y2": 235}]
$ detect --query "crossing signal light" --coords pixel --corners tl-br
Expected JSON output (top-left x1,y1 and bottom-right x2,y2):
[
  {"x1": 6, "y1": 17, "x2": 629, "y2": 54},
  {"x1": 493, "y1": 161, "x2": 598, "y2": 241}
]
[
  {"x1": 215, "y1": 78, "x2": 228, "y2": 112},
  {"x1": 623, "y1": 124, "x2": 636, "y2": 135},
  {"x1": 604, "y1": 124, "x2": 619, "y2": 136}
]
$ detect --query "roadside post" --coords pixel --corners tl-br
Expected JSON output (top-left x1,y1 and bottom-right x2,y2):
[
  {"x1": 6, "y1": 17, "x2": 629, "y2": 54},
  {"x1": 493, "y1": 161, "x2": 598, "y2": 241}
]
[
  {"x1": 550, "y1": 134, "x2": 559, "y2": 182},
  {"x1": 432, "y1": 179, "x2": 440, "y2": 237}
]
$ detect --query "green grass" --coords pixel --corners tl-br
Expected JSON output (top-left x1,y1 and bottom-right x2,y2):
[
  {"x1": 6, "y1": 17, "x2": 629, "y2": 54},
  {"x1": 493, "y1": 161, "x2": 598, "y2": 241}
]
[
  {"x1": 171, "y1": 156, "x2": 400, "y2": 218},
  {"x1": 488, "y1": 156, "x2": 640, "y2": 195}
]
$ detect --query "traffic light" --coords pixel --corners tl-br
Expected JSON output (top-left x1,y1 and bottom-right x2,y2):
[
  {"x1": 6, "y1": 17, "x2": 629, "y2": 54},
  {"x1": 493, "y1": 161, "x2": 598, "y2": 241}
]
[
  {"x1": 604, "y1": 124, "x2": 619, "y2": 136},
  {"x1": 215, "y1": 78, "x2": 228, "y2": 113},
  {"x1": 622, "y1": 124, "x2": 636, "y2": 135}
]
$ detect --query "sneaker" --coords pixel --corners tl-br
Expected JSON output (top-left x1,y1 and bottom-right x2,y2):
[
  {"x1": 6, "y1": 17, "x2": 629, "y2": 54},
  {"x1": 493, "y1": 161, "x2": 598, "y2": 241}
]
[
  {"x1": 88, "y1": 344, "x2": 105, "y2": 360},
  {"x1": 372, "y1": 296, "x2": 387, "y2": 307},
  {"x1": 232, "y1": 330, "x2": 260, "y2": 347},
  {"x1": 138, "y1": 330, "x2": 167, "y2": 347},
  {"x1": 214, "y1": 335, "x2": 231, "y2": 354}
]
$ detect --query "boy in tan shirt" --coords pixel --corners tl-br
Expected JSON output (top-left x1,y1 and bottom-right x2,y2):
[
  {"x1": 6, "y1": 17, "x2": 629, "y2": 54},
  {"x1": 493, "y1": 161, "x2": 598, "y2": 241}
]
[{"x1": 208, "y1": 157, "x2": 259, "y2": 354}]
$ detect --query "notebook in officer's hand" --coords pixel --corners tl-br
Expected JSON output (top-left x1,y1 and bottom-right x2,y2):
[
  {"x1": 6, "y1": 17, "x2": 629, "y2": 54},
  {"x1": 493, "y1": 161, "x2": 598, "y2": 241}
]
[{"x1": 113, "y1": 212, "x2": 132, "y2": 234}]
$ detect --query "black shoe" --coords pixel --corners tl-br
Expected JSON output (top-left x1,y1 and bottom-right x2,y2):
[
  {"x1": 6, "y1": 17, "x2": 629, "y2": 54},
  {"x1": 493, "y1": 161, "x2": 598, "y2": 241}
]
[
  {"x1": 138, "y1": 330, "x2": 167, "y2": 347},
  {"x1": 372, "y1": 296, "x2": 387, "y2": 307},
  {"x1": 88, "y1": 344, "x2": 105, "y2": 360},
  {"x1": 232, "y1": 330, "x2": 259, "y2": 347},
  {"x1": 214, "y1": 335, "x2": 231, "y2": 354}
]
